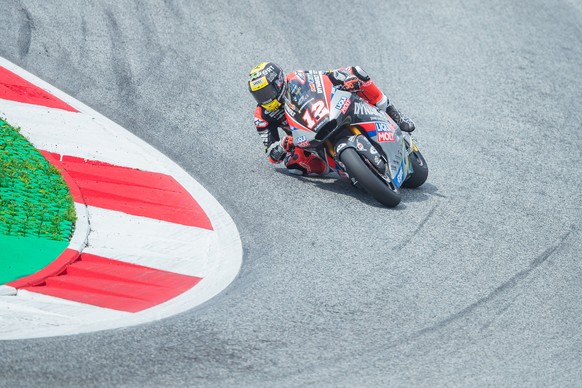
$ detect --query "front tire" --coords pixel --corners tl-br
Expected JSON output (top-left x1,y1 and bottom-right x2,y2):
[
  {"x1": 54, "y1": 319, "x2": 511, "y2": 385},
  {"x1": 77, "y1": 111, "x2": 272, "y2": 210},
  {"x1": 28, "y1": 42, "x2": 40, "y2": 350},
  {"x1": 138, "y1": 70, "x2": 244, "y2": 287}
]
[
  {"x1": 340, "y1": 148, "x2": 401, "y2": 207},
  {"x1": 402, "y1": 148, "x2": 428, "y2": 188}
]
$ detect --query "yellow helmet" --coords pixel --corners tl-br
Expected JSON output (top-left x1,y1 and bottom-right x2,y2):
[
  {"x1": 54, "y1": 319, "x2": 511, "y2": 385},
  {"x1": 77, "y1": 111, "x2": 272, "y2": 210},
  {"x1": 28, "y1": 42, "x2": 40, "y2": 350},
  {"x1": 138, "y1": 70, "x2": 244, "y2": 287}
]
[{"x1": 248, "y1": 62, "x2": 286, "y2": 111}]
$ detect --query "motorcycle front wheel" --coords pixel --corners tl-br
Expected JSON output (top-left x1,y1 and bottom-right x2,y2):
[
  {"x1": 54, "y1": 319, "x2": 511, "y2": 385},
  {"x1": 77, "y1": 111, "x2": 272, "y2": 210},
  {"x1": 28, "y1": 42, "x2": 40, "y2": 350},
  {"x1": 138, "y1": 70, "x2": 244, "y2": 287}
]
[
  {"x1": 402, "y1": 147, "x2": 428, "y2": 188},
  {"x1": 340, "y1": 148, "x2": 401, "y2": 207}
]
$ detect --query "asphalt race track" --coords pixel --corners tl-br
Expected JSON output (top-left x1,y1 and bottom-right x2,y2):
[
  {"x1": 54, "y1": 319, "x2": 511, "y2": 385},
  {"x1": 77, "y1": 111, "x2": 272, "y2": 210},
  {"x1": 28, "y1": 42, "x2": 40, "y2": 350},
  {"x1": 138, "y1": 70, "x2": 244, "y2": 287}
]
[{"x1": 1, "y1": 1, "x2": 581, "y2": 386}]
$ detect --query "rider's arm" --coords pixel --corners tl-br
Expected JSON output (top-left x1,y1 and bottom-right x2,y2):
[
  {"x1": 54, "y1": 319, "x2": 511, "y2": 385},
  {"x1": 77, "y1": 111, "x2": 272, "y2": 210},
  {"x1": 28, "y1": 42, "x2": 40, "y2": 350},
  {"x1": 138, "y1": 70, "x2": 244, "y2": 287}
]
[
  {"x1": 325, "y1": 67, "x2": 355, "y2": 86},
  {"x1": 254, "y1": 106, "x2": 288, "y2": 164},
  {"x1": 325, "y1": 67, "x2": 415, "y2": 131},
  {"x1": 325, "y1": 66, "x2": 387, "y2": 110}
]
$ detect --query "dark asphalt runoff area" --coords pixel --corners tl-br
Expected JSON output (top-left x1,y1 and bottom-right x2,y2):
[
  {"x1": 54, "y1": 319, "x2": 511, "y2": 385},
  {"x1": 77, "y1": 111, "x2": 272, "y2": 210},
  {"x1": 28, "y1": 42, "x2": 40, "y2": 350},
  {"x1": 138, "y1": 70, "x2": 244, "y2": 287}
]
[{"x1": 1, "y1": 0, "x2": 581, "y2": 386}]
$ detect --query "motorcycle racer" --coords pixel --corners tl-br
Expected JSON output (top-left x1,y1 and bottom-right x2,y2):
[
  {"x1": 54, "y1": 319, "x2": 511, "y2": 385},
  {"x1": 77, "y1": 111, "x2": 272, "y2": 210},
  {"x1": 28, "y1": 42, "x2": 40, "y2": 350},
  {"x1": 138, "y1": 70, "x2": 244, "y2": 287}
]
[{"x1": 248, "y1": 62, "x2": 415, "y2": 176}]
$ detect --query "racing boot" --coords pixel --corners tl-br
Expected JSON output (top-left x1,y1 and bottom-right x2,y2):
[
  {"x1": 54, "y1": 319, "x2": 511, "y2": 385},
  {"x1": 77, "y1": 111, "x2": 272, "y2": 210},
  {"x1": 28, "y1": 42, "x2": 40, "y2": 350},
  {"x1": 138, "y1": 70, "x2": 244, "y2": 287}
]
[{"x1": 386, "y1": 104, "x2": 415, "y2": 133}]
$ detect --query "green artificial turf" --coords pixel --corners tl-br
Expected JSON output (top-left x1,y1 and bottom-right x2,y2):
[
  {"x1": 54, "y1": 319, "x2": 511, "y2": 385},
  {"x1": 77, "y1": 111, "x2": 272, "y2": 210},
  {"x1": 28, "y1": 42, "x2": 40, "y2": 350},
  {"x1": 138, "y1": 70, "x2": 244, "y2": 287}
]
[{"x1": 0, "y1": 119, "x2": 76, "y2": 284}]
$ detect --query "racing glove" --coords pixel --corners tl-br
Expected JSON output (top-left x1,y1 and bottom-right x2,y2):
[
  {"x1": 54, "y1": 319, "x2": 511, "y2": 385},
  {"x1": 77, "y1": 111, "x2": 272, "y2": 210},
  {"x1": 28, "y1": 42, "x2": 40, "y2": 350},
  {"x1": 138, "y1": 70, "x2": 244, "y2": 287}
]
[
  {"x1": 280, "y1": 135, "x2": 294, "y2": 151},
  {"x1": 267, "y1": 136, "x2": 293, "y2": 164},
  {"x1": 328, "y1": 69, "x2": 362, "y2": 92},
  {"x1": 341, "y1": 74, "x2": 363, "y2": 92}
]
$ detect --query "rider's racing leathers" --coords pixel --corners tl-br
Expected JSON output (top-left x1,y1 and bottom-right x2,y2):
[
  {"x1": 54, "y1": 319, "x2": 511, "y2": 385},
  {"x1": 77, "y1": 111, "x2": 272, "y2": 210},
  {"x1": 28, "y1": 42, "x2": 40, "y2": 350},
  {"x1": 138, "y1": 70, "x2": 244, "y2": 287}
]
[{"x1": 253, "y1": 66, "x2": 413, "y2": 175}]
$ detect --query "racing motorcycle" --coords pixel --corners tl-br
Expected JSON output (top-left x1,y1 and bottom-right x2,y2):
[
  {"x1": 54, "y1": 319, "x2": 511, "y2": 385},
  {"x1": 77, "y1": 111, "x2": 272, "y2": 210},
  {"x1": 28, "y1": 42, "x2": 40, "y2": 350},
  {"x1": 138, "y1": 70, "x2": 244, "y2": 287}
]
[{"x1": 284, "y1": 70, "x2": 428, "y2": 207}]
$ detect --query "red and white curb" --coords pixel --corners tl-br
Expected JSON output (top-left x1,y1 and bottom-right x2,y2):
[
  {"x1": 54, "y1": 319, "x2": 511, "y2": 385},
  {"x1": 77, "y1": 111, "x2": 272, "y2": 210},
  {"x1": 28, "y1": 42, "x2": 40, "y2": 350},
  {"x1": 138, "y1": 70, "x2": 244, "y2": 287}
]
[{"x1": 0, "y1": 57, "x2": 242, "y2": 339}]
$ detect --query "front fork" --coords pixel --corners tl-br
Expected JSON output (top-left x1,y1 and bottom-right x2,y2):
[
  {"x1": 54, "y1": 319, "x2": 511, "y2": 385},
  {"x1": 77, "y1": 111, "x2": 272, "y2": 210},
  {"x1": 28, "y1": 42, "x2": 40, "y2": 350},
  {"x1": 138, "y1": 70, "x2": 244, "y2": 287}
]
[
  {"x1": 324, "y1": 125, "x2": 363, "y2": 159},
  {"x1": 403, "y1": 132, "x2": 419, "y2": 174}
]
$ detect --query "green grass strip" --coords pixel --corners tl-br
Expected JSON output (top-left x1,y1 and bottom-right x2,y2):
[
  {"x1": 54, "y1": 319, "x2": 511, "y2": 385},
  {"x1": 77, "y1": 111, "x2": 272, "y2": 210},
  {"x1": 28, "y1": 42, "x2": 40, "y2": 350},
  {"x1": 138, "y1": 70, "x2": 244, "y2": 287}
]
[
  {"x1": 0, "y1": 119, "x2": 76, "y2": 241},
  {"x1": 0, "y1": 234, "x2": 68, "y2": 284}
]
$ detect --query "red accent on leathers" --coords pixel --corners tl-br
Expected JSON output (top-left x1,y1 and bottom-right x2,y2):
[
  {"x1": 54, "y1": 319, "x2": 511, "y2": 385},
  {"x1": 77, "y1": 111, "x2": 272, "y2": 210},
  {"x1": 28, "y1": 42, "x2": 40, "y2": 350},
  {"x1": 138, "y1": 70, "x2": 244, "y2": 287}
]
[
  {"x1": 285, "y1": 147, "x2": 327, "y2": 175},
  {"x1": 253, "y1": 106, "x2": 269, "y2": 129},
  {"x1": 356, "y1": 81, "x2": 383, "y2": 106},
  {"x1": 346, "y1": 67, "x2": 384, "y2": 106}
]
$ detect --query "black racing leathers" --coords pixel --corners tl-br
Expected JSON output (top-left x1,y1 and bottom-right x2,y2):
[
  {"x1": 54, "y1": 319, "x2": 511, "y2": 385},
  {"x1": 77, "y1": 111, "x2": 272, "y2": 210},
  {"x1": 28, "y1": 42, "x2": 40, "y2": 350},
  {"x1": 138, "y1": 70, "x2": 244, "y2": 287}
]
[
  {"x1": 253, "y1": 66, "x2": 391, "y2": 163},
  {"x1": 253, "y1": 104, "x2": 290, "y2": 163}
]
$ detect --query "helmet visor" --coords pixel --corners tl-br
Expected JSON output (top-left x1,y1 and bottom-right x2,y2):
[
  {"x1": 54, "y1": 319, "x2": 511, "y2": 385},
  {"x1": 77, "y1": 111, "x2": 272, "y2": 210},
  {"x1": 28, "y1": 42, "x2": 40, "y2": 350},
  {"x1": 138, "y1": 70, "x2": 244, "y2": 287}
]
[{"x1": 251, "y1": 81, "x2": 281, "y2": 108}]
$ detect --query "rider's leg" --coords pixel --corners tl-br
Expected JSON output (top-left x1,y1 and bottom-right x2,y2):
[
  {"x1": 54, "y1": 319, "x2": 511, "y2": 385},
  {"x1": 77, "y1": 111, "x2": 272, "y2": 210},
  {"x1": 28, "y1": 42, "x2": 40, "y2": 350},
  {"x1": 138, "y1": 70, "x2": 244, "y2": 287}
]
[
  {"x1": 284, "y1": 148, "x2": 328, "y2": 176},
  {"x1": 349, "y1": 66, "x2": 416, "y2": 133},
  {"x1": 385, "y1": 103, "x2": 416, "y2": 133}
]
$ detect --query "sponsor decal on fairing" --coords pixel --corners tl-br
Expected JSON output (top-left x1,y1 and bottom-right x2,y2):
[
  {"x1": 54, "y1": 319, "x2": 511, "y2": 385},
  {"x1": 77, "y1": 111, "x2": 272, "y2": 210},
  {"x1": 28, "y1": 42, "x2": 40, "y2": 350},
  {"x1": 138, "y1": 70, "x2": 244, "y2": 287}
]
[
  {"x1": 354, "y1": 102, "x2": 384, "y2": 118},
  {"x1": 376, "y1": 121, "x2": 395, "y2": 143},
  {"x1": 284, "y1": 105, "x2": 296, "y2": 118},
  {"x1": 313, "y1": 73, "x2": 323, "y2": 94},
  {"x1": 375, "y1": 122, "x2": 389, "y2": 132},
  {"x1": 334, "y1": 96, "x2": 351, "y2": 114},
  {"x1": 394, "y1": 164, "x2": 405, "y2": 187},
  {"x1": 378, "y1": 131, "x2": 395, "y2": 142},
  {"x1": 295, "y1": 135, "x2": 310, "y2": 147}
]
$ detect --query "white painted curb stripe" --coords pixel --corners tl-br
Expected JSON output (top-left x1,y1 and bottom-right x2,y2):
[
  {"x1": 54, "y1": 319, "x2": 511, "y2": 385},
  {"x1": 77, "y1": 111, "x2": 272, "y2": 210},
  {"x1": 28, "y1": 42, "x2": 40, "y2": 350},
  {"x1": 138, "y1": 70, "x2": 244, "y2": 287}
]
[{"x1": 0, "y1": 58, "x2": 242, "y2": 340}]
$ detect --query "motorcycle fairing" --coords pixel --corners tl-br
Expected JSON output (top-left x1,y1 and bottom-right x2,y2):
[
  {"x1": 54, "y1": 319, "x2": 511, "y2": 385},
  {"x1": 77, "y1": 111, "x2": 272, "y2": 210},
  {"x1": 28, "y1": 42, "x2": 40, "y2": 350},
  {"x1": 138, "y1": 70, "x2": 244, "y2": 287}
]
[
  {"x1": 284, "y1": 70, "x2": 412, "y2": 188},
  {"x1": 334, "y1": 135, "x2": 388, "y2": 179},
  {"x1": 285, "y1": 70, "x2": 333, "y2": 138}
]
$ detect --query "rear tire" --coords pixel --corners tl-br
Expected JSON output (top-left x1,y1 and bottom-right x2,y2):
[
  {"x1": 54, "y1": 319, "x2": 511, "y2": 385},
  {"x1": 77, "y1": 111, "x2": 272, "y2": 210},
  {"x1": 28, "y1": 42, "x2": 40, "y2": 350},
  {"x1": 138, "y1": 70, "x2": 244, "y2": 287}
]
[
  {"x1": 340, "y1": 148, "x2": 401, "y2": 207},
  {"x1": 402, "y1": 149, "x2": 428, "y2": 188}
]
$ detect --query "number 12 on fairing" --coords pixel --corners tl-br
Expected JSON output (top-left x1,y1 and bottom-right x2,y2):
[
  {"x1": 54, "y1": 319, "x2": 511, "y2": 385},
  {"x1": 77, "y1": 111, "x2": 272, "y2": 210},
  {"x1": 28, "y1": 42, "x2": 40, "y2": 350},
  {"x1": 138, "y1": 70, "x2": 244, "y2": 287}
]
[{"x1": 302, "y1": 100, "x2": 329, "y2": 129}]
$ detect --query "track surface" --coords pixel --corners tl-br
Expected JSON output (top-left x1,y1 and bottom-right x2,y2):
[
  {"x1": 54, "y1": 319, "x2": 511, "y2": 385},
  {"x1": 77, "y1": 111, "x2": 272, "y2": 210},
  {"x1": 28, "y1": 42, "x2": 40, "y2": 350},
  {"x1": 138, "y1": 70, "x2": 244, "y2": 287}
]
[{"x1": 1, "y1": 1, "x2": 581, "y2": 386}]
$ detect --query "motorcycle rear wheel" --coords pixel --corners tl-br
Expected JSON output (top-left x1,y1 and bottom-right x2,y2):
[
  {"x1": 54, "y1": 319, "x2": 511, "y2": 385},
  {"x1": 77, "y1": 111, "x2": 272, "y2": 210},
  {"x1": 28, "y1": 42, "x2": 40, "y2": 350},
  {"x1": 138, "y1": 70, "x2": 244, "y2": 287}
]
[{"x1": 340, "y1": 148, "x2": 401, "y2": 207}]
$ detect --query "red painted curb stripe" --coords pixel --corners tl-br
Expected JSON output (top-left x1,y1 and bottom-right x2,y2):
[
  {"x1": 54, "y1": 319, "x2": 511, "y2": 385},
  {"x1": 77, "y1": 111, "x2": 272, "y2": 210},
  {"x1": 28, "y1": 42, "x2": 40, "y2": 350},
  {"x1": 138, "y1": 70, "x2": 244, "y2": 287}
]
[
  {"x1": 0, "y1": 66, "x2": 77, "y2": 112},
  {"x1": 22, "y1": 253, "x2": 203, "y2": 313},
  {"x1": 43, "y1": 152, "x2": 213, "y2": 230},
  {"x1": 40, "y1": 151, "x2": 85, "y2": 203},
  {"x1": 7, "y1": 248, "x2": 80, "y2": 288}
]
